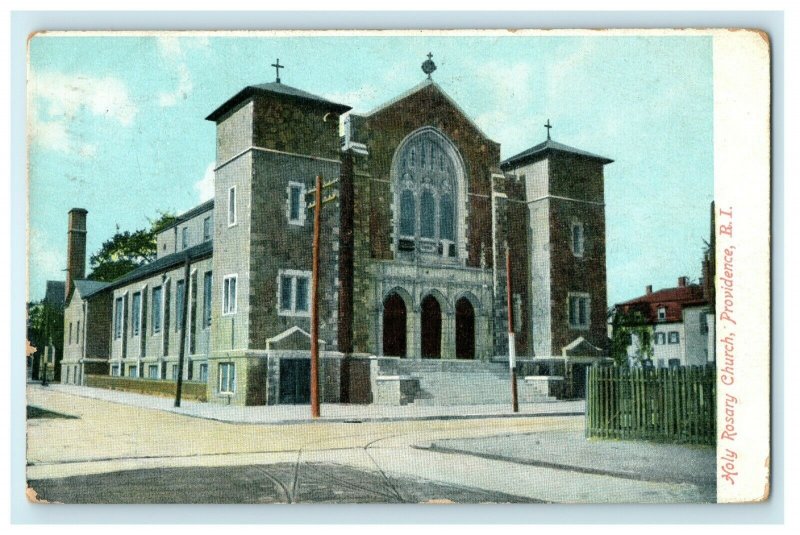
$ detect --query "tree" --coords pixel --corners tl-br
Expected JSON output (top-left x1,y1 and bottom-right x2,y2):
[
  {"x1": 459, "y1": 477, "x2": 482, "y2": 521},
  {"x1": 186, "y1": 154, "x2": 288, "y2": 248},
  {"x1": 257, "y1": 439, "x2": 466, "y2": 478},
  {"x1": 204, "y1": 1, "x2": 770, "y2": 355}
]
[
  {"x1": 88, "y1": 211, "x2": 176, "y2": 282},
  {"x1": 27, "y1": 299, "x2": 64, "y2": 380},
  {"x1": 609, "y1": 308, "x2": 654, "y2": 366}
]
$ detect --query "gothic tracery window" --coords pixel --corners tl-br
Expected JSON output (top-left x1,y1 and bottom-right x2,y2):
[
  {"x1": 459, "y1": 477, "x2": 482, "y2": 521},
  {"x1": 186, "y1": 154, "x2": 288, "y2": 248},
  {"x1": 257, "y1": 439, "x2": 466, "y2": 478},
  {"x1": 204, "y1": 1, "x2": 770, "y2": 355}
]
[{"x1": 395, "y1": 129, "x2": 460, "y2": 258}]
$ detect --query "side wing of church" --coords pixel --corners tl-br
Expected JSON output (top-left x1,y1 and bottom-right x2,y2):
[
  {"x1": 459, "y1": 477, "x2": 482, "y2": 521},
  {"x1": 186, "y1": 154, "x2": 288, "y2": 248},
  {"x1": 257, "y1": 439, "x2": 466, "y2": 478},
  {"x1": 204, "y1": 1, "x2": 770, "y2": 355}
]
[{"x1": 60, "y1": 59, "x2": 613, "y2": 406}]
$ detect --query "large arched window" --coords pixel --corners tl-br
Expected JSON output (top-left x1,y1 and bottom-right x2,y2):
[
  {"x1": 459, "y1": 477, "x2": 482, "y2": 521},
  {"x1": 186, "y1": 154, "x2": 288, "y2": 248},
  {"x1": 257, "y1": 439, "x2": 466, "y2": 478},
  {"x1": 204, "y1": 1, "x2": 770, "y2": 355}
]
[{"x1": 393, "y1": 128, "x2": 463, "y2": 259}]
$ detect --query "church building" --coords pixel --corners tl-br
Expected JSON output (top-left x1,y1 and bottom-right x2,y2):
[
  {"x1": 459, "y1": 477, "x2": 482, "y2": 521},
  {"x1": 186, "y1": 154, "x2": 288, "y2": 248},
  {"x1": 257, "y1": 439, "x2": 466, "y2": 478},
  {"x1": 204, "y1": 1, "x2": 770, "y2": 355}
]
[{"x1": 60, "y1": 56, "x2": 613, "y2": 406}]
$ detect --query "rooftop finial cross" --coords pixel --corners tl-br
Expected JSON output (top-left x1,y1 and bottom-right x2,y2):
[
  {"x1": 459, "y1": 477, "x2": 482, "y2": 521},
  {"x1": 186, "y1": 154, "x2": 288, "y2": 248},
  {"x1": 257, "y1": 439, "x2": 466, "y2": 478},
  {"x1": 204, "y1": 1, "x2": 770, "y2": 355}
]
[
  {"x1": 271, "y1": 59, "x2": 284, "y2": 84},
  {"x1": 544, "y1": 119, "x2": 553, "y2": 141},
  {"x1": 421, "y1": 52, "x2": 437, "y2": 79}
]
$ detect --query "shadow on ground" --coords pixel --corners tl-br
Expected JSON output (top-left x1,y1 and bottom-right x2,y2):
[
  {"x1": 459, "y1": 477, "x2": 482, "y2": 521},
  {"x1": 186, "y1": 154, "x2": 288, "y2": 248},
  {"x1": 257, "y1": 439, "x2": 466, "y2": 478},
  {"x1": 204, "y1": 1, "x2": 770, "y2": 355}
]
[{"x1": 28, "y1": 462, "x2": 540, "y2": 504}]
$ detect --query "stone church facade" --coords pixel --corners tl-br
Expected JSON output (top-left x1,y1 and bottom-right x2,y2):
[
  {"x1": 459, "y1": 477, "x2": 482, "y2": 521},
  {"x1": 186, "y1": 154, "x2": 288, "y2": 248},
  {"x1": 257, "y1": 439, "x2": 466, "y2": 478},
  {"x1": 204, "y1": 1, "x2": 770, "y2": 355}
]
[{"x1": 60, "y1": 61, "x2": 613, "y2": 406}]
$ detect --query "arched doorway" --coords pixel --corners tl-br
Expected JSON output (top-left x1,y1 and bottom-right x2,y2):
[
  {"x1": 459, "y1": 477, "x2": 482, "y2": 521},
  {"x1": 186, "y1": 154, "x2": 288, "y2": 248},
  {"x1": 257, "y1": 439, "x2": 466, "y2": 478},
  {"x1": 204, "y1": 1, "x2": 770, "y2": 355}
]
[
  {"x1": 382, "y1": 293, "x2": 407, "y2": 357},
  {"x1": 421, "y1": 294, "x2": 442, "y2": 358},
  {"x1": 455, "y1": 297, "x2": 475, "y2": 359}
]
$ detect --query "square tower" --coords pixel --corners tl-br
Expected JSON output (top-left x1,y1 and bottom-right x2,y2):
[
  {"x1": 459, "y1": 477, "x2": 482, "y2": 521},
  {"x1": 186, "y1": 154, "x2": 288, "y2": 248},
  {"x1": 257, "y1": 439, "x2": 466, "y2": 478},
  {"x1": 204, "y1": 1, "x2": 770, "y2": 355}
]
[{"x1": 502, "y1": 138, "x2": 613, "y2": 357}]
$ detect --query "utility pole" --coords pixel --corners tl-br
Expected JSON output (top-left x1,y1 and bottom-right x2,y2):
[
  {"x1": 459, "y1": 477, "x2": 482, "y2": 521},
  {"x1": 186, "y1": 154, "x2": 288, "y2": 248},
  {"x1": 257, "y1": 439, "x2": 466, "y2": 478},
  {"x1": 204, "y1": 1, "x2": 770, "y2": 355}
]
[
  {"x1": 174, "y1": 254, "x2": 190, "y2": 407},
  {"x1": 307, "y1": 174, "x2": 339, "y2": 418},
  {"x1": 506, "y1": 243, "x2": 519, "y2": 413}
]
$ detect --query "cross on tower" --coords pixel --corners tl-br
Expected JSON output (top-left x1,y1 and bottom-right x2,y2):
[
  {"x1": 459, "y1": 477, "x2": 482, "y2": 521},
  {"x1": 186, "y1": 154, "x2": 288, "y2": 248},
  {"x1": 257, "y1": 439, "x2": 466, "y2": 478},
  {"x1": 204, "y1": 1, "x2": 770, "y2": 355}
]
[
  {"x1": 271, "y1": 59, "x2": 284, "y2": 84},
  {"x1": 544, "y1": 119, "x2": 553, "y2": 140}
]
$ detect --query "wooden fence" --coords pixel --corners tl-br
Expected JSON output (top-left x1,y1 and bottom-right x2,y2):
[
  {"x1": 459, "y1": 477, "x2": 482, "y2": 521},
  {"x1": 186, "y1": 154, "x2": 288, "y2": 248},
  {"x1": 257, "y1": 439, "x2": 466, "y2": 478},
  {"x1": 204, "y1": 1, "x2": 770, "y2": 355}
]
[{"x1": 586, "y1": 365, "x2": 715, "y2": 444}]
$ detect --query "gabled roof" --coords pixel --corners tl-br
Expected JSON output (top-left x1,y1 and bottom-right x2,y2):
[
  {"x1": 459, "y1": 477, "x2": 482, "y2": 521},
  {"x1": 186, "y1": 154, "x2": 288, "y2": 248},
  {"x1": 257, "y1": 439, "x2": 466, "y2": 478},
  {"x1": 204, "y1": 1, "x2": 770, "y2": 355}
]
[
  {"x1": 158, "y1": 199, "x2": 214, "y2": 234},
  {"x1": 365, "y1": 79, "x2": 494, "y2": 142},
  {"x1": 501, "y1": 139, "x2": 613, "y2": 169},
  {"x1": 74, "y1": 279, "x2": 111, "y2": 299},
  {"x1": 98, "y1": 240, "x2": 213, "y2": 294},
  {"x1": 206, "y1": 82, "x2": 351, "y2": 122},
  {"x1": 617, "y1": 284, "x2": 708, "y2": 324}
]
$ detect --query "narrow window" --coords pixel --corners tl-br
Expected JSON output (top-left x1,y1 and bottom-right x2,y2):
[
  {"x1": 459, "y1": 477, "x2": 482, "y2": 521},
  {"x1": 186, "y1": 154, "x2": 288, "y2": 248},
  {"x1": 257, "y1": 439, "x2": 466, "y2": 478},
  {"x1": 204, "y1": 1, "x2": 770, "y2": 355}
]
[
  {"x1": 420, "y1": 190, "x2": 435, "y2": 238},
  {"x1": 68, "y1": 322, "x2": 73, "y2": 345},
  {"x1": 668, "y1": 331, "x2": 680, "y2": 344},
  {"x1": 175, "y1": 280, "x2": 186, "y2": 330},
  {"x1": 181, "y1": 227, "x2": 189, "y2": 250},
  {"x1": 202, "y1": 271, "x2": 213, "y2": 327},
  {"x1": 439, "y1": 193, "x2": 454, "y2": 241},
  {"x1": 203, "y1": 216, "x2": 212, "y2": 241},
  {"x1": 132, "y1": 292, "x2": 141, "y2": 336},
  {"x1": 568, "y1": 293, "x2": 590, "y2": 329},
  {"x1": 114, "y1": 297, "x2": 123, "y2": 339},
  {"x1": 295, "y1": 276, "x2": 309, "y2": 312},
  {"x1": 199, "y1": 363, "x2": 208, "y2": 383},
  {"x1": 77, "y1": 320, "x2": 81, "y2": 345},
  {"x1": 171, "y1": 364, "x2": 179, "y2": 380},
  {"x1": 571, "y1": 222, "x2": 585, "y2": 257},
  {"x1": 400, "y1": 190, "x2": 415, "y2": 237},
  {"x1": 288, "y1": 183, "x2": 304, "y2": 224},
  {"x1": 657, "y1": 306, "x2": 667, "y2": 321},
  {"x1": 223, "y1": 275, "x2": 237, "y2": 315},
  {"x1": 228, "y1": 186, "x2": 237, "y2": 226},
  {"x1": 151, "y1": 286, "x2": 163, "y2": 334},
  {"x1": 280, "y1": 275, "x2": 294, "y2": 311},
  {"x1": 655, "y1": 332, "x2": 666, "y2": 345},
  {"x1": 148, "y1": 365, "x2": 159, "y2": 379},
  {"x1": 219, "y1": 363, "x2": 235, "y2": 394}
]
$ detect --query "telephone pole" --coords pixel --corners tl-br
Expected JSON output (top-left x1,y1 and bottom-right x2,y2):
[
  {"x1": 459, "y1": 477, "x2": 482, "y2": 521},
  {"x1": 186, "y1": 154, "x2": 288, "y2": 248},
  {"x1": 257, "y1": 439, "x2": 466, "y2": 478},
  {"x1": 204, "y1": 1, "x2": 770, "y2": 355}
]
[
  {"x1": 506, "y1": 243, "x2": 519, "y2": 413},
  {"x1": 174, "y1": 254, "x2": 190, "y2": 407},
  {"x1": 307, "y1": 174, "x2": 338, "y2": 418}
]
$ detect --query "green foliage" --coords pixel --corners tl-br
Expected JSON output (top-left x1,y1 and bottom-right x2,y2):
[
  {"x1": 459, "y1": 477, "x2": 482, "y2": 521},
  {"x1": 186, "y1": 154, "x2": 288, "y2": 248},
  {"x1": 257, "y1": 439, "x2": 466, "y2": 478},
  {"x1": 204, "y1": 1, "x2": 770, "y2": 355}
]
[
  {"x1": 26, "y1": 300, "x2": 64, "y2": 360},
  {"x1": 88, "y1": 211, "x2": 176, "y2": 282},
  {"x1": 610, "y1": 309, "x2": 654, "y2": 366}
]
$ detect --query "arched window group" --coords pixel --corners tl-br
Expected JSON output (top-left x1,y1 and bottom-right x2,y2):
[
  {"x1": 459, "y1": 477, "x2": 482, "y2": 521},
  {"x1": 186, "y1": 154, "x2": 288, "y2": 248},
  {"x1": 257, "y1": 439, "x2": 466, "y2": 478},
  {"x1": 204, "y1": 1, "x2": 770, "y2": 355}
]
[{"x1": 394, "y1": 130, "x2": 460, "y2": 258}]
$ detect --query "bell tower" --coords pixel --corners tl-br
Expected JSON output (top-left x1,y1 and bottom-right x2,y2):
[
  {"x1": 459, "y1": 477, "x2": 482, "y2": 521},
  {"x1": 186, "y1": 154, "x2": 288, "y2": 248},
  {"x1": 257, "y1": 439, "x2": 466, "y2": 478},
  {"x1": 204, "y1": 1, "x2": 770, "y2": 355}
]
[{"x1": 501, "y1": 124, "x2": 613, "y2": 356}]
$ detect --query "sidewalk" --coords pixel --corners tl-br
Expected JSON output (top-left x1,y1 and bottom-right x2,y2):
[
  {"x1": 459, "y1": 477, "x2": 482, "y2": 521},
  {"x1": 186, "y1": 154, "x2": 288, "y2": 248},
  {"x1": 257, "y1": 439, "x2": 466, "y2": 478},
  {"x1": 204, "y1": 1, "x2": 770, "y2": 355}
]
[
  {"x1": 421, "y1": 430, "x2": 716, "y2": 491},
  {"x1": 28, "y1": 383, "x2": 585, "y2": 425}
]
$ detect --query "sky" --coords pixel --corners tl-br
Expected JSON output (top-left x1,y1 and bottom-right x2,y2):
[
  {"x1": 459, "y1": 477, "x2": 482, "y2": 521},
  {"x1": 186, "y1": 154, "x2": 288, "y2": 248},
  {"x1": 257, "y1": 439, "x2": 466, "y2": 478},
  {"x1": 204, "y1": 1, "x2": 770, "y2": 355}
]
[{"x1": 26, "y1": 32, "x2": 714, "y2": 306}]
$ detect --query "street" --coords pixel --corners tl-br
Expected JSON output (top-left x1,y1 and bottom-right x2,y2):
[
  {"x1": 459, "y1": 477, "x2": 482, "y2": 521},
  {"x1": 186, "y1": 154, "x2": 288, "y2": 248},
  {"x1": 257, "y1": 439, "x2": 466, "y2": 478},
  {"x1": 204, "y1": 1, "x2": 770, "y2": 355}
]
[{"x1": 26, "y1": 385, "x2": 715, "y2": 504}]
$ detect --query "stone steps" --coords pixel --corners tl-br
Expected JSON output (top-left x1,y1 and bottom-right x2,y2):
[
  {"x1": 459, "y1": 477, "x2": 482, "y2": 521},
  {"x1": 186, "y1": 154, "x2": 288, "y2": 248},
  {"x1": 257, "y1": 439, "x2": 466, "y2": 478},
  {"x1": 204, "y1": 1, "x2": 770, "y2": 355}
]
[{"x1": 375, "y1": 359, "x2": 556, "y2": 406}]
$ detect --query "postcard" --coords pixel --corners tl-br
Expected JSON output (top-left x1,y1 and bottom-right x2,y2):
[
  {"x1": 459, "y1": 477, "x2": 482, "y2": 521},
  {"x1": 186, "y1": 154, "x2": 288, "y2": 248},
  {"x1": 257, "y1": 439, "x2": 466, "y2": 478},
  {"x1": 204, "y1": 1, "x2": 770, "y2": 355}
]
[{"x1": 24, "y1": 29, "x2": 770, "y2": 505}]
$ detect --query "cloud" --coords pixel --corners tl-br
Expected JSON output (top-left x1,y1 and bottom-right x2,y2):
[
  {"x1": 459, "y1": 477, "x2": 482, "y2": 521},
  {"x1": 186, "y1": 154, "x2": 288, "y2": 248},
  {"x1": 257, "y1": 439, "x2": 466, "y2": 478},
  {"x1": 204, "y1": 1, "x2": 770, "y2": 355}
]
[
  {"x1": 194, "y1": 162, "x2": 215, "y2": 202},
  {"x1": 30, "y1": 71, "x2": 137, "y2": 125},
  {"x1": 156, "y1": 36, "x2": 209, "y2": 107},
  {"x1": 29, "y1": 71, "x2": 137, "y2": 157}
]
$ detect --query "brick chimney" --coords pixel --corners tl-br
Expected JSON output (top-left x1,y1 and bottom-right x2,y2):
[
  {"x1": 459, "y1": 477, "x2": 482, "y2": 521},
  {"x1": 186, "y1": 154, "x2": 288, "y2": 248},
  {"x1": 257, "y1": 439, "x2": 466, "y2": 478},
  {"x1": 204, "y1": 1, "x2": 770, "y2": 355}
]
[
  {"x1": 678, "y1": 276, "x2": 688, "y2": 288},
  {"x1": 645, "y1": 285, "x2": 652, "y2": 295},
  {"x1": 66, "y1": 208, "x2": 88, "y2": 298}
]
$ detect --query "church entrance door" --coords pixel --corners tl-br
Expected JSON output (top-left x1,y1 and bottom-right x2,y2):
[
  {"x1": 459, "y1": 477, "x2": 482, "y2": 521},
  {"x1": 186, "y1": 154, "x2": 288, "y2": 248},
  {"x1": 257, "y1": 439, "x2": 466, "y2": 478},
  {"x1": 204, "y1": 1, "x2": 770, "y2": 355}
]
[
  {"x1": 421, "y1": 295, "x2": 442, "y2": 358},
  {"x1": 382, "y1": 293, "x2": 407, "y2": 357},
  {"x1": 455, "y1": 297, "x2": 475, "y2": 359}
]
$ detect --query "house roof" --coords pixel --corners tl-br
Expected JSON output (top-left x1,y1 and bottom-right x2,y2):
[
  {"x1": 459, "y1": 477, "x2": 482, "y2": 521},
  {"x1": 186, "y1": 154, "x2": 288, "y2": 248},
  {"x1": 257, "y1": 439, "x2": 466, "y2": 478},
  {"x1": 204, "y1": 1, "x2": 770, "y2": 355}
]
[
  {"x1": 89, "y1": 240, "x2": 213, "y2": 295},
  {"x1": 206, "y1": 82, "x2": 351, "y2": 122},
  {"x1": 617, "y1": 284, "x2": 708, "y2": 324},
  {"x1": 501, "y1": 139, "x2": 614, "y2": 169},
  {"x1": 158, "y1": 199, "x2": 214, "y2": 233},
  {"x1": 74, "y1": 279, "x2": 110, "y2": 299},
  {"x1": 43, "y1": 281, "x2": 65, "y2": 306}
]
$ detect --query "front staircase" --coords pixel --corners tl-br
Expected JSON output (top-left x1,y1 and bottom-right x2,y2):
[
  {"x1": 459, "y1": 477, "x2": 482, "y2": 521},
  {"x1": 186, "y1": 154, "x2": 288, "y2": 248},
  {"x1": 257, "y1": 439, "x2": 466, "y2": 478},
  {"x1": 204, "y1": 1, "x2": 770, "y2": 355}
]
[{"x1": 374, "y1": 358, "x2": 557, "y2": 406}]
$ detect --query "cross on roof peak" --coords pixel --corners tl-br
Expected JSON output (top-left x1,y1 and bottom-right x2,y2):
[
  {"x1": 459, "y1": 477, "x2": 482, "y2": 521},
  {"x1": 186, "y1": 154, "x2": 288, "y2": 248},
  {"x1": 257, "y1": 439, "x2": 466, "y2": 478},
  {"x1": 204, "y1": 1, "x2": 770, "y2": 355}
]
[
  {"x1": 544, "y1": 119, "x2": 553, "y2": 141},
  {"x1": 271, "y1": 59, "x2": 284, "y2": 84}
]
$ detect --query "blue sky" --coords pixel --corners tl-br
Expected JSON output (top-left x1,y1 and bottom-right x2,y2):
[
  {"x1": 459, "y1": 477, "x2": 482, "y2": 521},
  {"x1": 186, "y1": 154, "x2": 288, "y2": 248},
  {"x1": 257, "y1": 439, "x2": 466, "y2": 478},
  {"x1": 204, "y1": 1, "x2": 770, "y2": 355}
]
[{"x1": 27, "y1": 32, "x2": 713, "y2": 305}]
